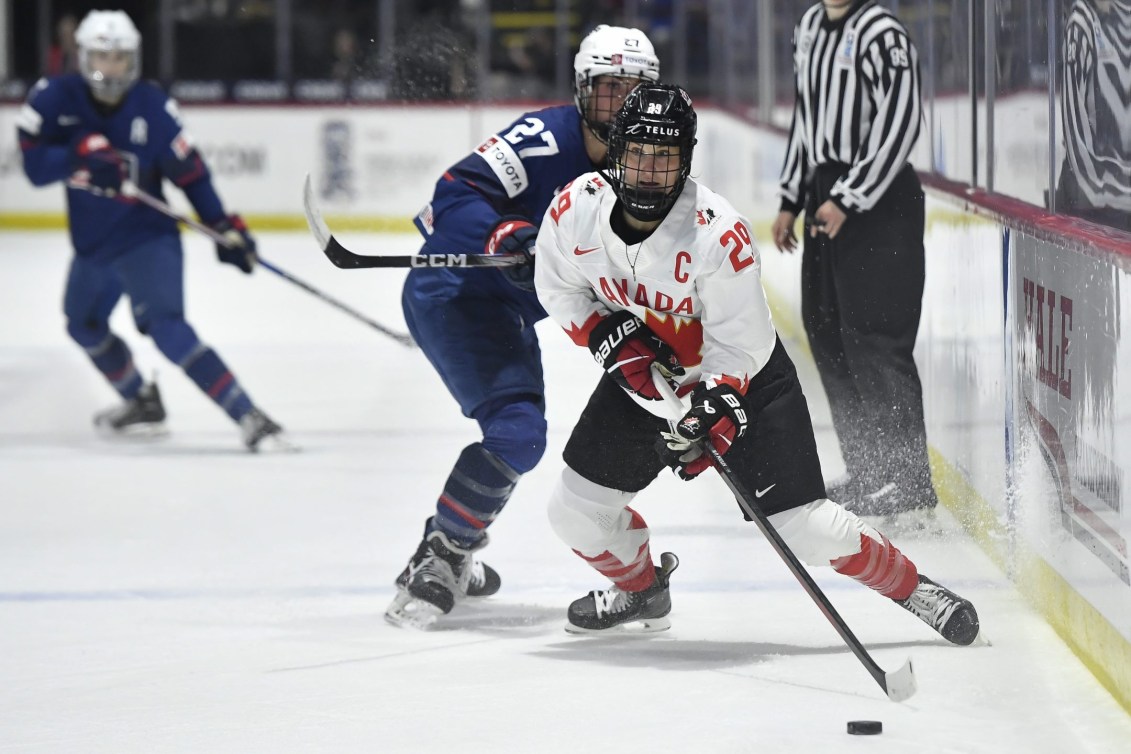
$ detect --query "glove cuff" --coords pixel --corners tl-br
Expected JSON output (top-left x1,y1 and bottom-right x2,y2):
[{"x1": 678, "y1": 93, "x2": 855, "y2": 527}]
[
  {"x1": 75, "y1": 133, "x2": 112, "y2": 156},
  {"x1": 484, "y1": 215, "x2": 536, "y2": 256},
  {"x1": 209, "y1": 214, "x2": 247, "y2": 232},
  {"x1": 689, "y1": 381, "x2": 745, "y2": 403}
]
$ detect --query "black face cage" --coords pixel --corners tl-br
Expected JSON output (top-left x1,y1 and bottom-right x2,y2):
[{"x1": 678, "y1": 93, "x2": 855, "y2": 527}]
[{"x1": 606, "y1": 117, "x2": 696, "y2": 222}]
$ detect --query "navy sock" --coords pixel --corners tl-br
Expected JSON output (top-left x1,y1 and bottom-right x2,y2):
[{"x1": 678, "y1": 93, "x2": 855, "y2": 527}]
[
  {"x1": 180, "y1": 344, "x2": 253, "y2": 420},
  {"x1": 431, "y1": 443, "x2": 521, "y2": 547},
  {"x1": 86, "y1": 334, "x2": 142, "y2": 399}
]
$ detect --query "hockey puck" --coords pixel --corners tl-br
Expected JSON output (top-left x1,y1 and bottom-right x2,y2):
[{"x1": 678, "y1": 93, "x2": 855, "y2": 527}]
[{"x1": 847, "y1": 720, "x2": 882, "y2": 735}]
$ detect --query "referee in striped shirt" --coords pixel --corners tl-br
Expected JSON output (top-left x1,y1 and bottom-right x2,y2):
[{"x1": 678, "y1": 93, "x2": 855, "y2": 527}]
[{"x1": 771, "y1": 0, "x2": 935, "y2": 519}]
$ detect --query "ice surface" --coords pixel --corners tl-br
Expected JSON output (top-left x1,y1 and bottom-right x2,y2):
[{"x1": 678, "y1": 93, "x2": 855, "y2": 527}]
[{"x1": 2, "y1": 231, "x2": 1129, "y2": 753}]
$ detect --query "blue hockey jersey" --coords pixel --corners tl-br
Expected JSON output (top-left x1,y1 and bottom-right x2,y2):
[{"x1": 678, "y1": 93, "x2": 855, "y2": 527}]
[
  {"x1": 414, "y1": 104, "x2": 597, "y2": 257},
  {"x1": 17, "y1": 74, "x2": 227, "y2": 261},
  {"x1": 409, "y1": 104, "x2": 599, "y2": 323}
]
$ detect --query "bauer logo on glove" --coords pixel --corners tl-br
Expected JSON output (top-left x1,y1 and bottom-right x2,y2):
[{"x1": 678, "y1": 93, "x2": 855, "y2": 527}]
[
  {"x1": 587, "y1": 310, "x2": 685, "y2": 400},
  {"x1": 656, "y1": 382, "x2": 749, "y2": 480}
]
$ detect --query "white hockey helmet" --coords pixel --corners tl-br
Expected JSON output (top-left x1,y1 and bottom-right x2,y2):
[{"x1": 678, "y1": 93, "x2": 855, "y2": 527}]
[
  {"x1": 75, "y1": 10, "x2": 141, "y2": 102},
  {"x1": 573, "y1": 25, "x2": 660, "y2": 143}
]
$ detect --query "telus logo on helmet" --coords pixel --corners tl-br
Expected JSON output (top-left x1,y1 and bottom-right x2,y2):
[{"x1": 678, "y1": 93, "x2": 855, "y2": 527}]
[{"x1": 625, "y1": 124, "x2": 680, "y2": 137}]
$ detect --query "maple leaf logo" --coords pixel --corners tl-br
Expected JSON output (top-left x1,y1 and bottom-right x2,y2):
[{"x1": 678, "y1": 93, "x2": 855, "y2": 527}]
[
  {"x1": 696, "y1": 208, "x2": 718, "y2": 226},
  {"x1": 644, "y1": 311, "x2": 703, "y2": 368}
]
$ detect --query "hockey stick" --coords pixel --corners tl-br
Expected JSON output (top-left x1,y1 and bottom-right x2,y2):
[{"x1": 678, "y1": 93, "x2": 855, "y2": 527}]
[
  {"x1": 73, "y1": 180, "x2": 415, "y2": 348},
  {"x1": 301, "y1": 174, "x2": 527, "y2": 270},
  {"x1": 650, "y1": 366, "x2": 917, "y2": 703}
]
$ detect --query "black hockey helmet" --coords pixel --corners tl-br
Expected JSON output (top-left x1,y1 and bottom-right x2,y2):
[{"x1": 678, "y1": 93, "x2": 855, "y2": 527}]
[{"x1": 605, "y1": 83, "x2": 698, "y2": 222}]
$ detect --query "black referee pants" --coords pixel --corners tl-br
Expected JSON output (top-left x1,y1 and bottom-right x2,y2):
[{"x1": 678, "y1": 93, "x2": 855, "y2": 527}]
[{"x1": 801, "y1": 163, "x2": 936, "y2": 502}]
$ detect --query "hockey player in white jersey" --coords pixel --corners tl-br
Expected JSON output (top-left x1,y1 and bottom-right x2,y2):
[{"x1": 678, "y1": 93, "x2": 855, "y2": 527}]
[{"x1": 534, "y1": 83, "x2": 980, "y2": 642}]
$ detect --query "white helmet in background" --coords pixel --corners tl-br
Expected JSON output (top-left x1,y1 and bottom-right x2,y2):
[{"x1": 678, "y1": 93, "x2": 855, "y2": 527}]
[
  {"x1": 75, "y1": 10, "x2": 141, "y2": 103},
  {"x1": 573, "y1": 25, "x2": 660, "y2": 144}
]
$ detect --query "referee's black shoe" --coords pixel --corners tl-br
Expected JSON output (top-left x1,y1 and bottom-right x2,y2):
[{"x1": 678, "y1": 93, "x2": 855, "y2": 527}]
[{"x1": 828, "y1": 476, "x2": 938, "y2": 516}]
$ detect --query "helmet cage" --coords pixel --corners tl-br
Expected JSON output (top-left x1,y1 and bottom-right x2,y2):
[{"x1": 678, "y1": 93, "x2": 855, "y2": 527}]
[
  {"x1": 575, "y1": 74, "x2": 650, "y2": 144},
  {"x1": 75, "y1": 11, "x2": 141, "y2": 102},
  {"x1": 573, "y1": 25, "x2": 660, "y2": 144},
  {"x1": 79, "y1": 48, "x2": 140, "y2": 101},
  {"x1": 605, "y1": 84, "x2": 698, "y2": 222}
]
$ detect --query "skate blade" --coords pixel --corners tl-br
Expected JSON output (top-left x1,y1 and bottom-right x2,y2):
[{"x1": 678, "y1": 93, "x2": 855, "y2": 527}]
[
  {"x1": 384, "y1": 590, "x2": 444, "y2": 630},
  {"x1": 248, "y1": 433, "x2": 301, "y2": 454},
  {"x1": 968, "y1": 630, "x2": 992, "y2": 647},
  {"x1": 564, "y1": 615, "x2": 672, "y2": 635},
  {"x1": 95, "y1": 421, "x2": 170, "y2": 441}
]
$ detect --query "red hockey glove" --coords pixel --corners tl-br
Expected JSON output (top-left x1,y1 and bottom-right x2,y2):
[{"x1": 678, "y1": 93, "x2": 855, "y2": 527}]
[
  {"x1": 588, "y1": 310, "x2": 685, "y2": 400},
  {"x1": 485, "y1": 215, "x2": 537, "y2": 292},
  {"x1": 656, "y1": 383, "x2": 749, "y2": 480},
  {"x1": 70, "y1": 133, "x2": 128, "y2": 195}
]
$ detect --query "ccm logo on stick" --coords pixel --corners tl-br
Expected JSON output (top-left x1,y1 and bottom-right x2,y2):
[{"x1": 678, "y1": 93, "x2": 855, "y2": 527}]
[{"x1": 411, "y1": 254, "x2": 471, "y2": 268}]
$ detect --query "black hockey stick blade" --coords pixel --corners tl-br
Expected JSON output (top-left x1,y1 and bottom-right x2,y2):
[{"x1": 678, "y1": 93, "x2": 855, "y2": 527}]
[
  {"x1": 302, "y1": 175, "x2": 528, "y2": 270},
  {"x1": 650, "y1": 366, "x2": 918, "y2": 703}
]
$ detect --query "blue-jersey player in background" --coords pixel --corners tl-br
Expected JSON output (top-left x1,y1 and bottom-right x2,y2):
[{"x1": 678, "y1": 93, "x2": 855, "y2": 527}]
[
  {"x1": 387, "y1": 26, "x2": 661, "y2": 628},
  {"x1": 17, "y1": 10, "x2": 289, "y2": 451}
]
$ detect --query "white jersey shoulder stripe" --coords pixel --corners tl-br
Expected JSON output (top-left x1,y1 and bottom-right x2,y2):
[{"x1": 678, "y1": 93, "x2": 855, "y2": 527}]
[
  {"x1": 474, "y1": 135, "x2": 530, "y2": 198},
  {"x1": 17, "y1": 104, "x2": 43, "y2": 136}
]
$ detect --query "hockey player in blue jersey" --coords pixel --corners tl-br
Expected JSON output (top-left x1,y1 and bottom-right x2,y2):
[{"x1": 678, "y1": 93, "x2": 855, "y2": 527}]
[
  {"x1": 386, "y1": 25, "x2": 661, "y2": 628},
  {"x1": 17, "y1": 10, "x2": 288, "y2": 451}
]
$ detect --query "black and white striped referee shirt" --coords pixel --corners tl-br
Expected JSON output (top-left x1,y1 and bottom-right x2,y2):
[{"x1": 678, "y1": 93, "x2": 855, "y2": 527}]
[
  {"x1": 778, "y1": 1, "x2": 922, "y2": 214},
  {"x1": 1061, "y1": 0, "x2": 1131, "y2": 212}
]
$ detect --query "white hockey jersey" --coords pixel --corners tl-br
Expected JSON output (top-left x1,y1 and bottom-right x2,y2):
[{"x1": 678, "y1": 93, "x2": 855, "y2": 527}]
[{"x1": 534, "y1": 171, "x2": 778, "y2": 416}]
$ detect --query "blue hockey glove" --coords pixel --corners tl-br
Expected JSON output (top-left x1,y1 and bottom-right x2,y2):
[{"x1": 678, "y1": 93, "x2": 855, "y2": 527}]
[
  {"x1": 588, "y1": 310, "x2": 685, "y2": 400},
  {"x1": 70, "y1": 133, "x2": 127, "y2": 195},
  {"x1": 656, "y1": 383, "x2": 749, "y2": 480},
  {"x1": 484, "y1": 215, "x2": 537, "y2": 292},
  {"x1": 211, "y1": 214, "x2": 258, "y2": 274}
]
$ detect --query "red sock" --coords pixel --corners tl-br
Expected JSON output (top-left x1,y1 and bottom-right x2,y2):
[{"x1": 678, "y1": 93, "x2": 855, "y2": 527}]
[
  {"x1": 574, "y1": 507, "x2": 656, "y2": 592},
  {"x1": 831, "y1": 533, "x2": 919, "y2": 600}
]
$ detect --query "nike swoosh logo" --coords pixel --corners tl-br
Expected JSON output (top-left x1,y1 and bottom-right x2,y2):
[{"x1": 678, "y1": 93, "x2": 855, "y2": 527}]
[
  {"x1": 573, "y1": 245, "x2": 601, "y2": 256},
  {"x1": 755, "y1": 484, "x2": 776, "y2": 498},
  {"x1": 58, "y1": 115, "x2": 81, "y2": 126}
]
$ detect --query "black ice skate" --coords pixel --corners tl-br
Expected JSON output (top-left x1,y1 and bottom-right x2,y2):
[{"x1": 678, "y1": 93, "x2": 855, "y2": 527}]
[
  {"x1": 566, "y1": 552, "x2": 679, "y2": 634},
  {"x1": 897, "y1": 574, "x2": 980, "y2": 645},
  {"x1": 239, "y1": 407, "x2": 294, "y2": 452},
  {"x1": 93, "y1": 382, "x2": 167, "y2": 437},
  {"x1": 385, "y1": 529, "x2": 501, "y2": 629}
]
